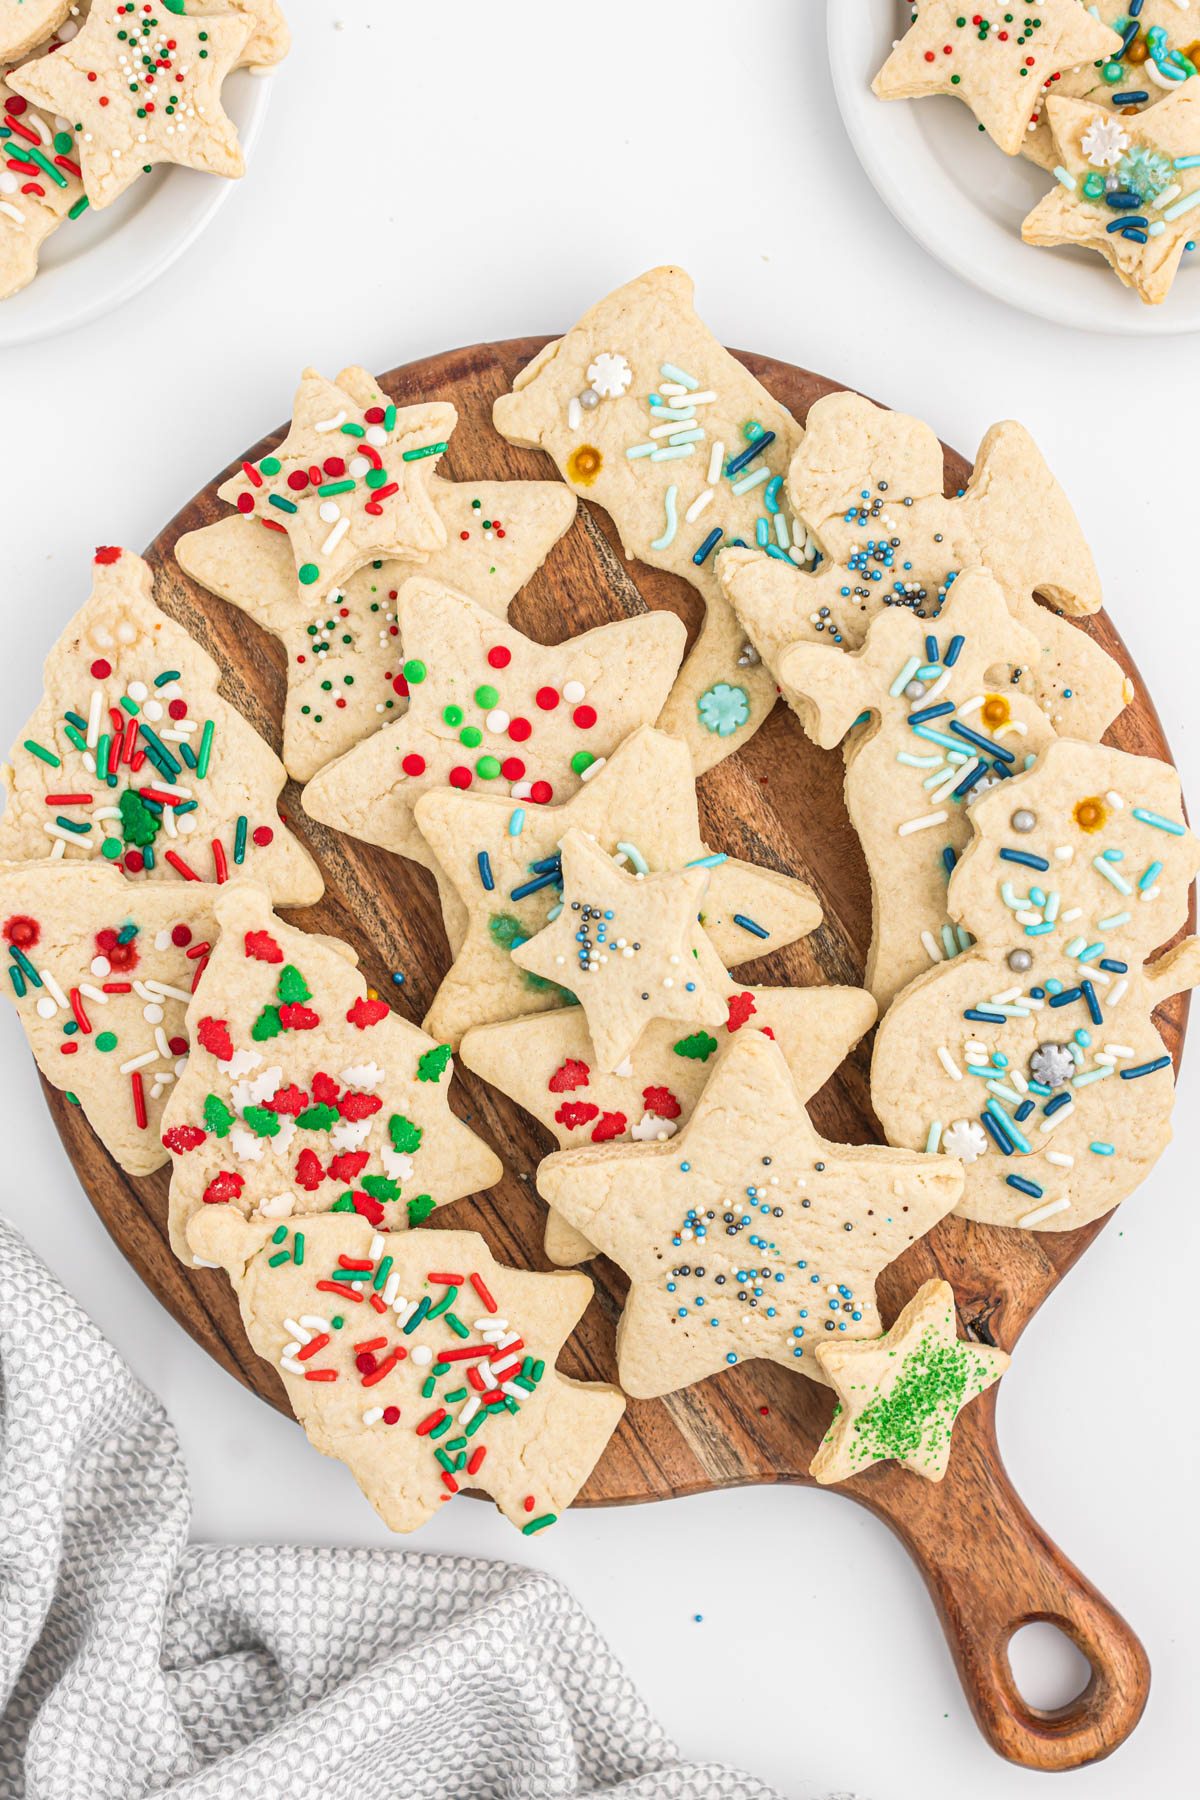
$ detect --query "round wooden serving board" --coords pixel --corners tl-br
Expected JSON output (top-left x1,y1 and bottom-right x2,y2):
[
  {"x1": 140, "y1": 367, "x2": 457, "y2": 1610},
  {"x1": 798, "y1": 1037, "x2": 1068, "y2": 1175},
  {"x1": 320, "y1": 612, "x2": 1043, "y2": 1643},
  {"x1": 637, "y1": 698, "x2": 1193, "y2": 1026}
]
[{"x1": 44, "y1": 340, "x2": 1189, "y2": 1772}]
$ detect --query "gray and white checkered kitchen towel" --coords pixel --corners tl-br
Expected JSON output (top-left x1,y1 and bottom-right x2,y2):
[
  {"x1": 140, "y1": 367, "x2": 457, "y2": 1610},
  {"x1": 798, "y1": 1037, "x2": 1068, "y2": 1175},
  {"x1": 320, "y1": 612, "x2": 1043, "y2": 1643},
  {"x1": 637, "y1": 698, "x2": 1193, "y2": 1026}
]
[{"x1": 0, "y1": 1213, "x2": 796, "y2": 1800}]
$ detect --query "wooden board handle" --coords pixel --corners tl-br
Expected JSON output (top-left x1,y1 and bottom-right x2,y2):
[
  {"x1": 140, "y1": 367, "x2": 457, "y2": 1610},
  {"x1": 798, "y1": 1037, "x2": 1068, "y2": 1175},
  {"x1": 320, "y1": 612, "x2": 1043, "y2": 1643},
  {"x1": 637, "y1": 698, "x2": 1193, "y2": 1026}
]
[{"x1": 863, "y1": 1405, "x2": 1150, "y2": 1771}]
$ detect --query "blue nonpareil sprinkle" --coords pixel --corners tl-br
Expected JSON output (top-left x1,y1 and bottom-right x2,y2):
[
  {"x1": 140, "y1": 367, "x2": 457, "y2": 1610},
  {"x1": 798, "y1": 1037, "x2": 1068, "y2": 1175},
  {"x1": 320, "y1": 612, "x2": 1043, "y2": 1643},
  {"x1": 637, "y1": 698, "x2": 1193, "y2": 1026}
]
[
  {"x1": 980, "y1": 1111, "x2": 1014, "y2": 1156},
  {"x1": 1111, "y1": 90, "x2": 1148, "y2": 105},
  {"x1": 725, "y1": 432, "x2": 775, "y2": 479},
  {"x1": 693, "y1": 528, "x2": 723, "y2": 567},
  {"x1": 1106, "y1": 215, "x2": 1147, "y2": 233},
  {"x1": 1119, "y1": 1055, "x2": 1171, "y2": 1080},
  {"x1": 1080, "y1": 980, "x2": 1103, "y2": 1026},
  {"x1": 1049, "y1": 987, "x2": 1083, "y2": 1009},
  {"x1": 965, "y1": 1008, "x2": 1007, "y2": 1024},
  {"x1": 999, "y1": 848, "x2": 1051, "y2": 872},
  {"x1": 1043, "y1": 1092, "x2": 1073, "y2": 1116},
  {"x1": 1006, "y1": 1174, "x2": 1044, "y2": 1200},
  {"x1": 907, "y1": 700, "x2": 956, "y2": 727},
  {"x1": 950, "y1": 719, "x2": 1015, "y2": 762},
  {"x1": 1104, "y1": 190, "x2": 1142, "y2": 210},
  {"x1": 1099, "y1": 959, "x2": 1128, "y2": 974},
  {"x1": 510, "y1": 870, "x2": 561, "y2": 902},
  {"x1": 733, "y1": 914, "x2": 769, "y2": 940},
  {"x1": 477, "y1": 851, "x2": 494, "y2": 891},
  {"x1": 944, "y1": 634, "x2": 964, "y2": 667}
]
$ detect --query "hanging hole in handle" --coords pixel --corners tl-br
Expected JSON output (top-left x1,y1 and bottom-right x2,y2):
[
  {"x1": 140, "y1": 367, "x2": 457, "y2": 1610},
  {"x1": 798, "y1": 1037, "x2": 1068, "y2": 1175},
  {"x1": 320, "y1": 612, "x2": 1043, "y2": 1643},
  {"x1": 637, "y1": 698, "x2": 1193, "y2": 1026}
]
[{"x1": 1007, "y1": 1620, "x2": 1096, "y2": 1714}]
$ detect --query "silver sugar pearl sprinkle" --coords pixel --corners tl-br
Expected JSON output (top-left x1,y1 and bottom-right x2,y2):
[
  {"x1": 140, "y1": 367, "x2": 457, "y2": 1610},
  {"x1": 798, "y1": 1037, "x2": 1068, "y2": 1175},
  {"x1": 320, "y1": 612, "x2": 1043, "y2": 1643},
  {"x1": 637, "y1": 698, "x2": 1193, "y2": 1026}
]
[
  {"x1": 904, "y1": 680, "x2": 926, "y2": 701},
  {"x1": 1007, "y1": 948, "x2": 1033, "y2": 973},
  {"x1": 579, "y1": 388, "x2": 601, "y2": 410},
  {"x1": 1011, "y1": 809, "x2": 1037, "y2": 833}
]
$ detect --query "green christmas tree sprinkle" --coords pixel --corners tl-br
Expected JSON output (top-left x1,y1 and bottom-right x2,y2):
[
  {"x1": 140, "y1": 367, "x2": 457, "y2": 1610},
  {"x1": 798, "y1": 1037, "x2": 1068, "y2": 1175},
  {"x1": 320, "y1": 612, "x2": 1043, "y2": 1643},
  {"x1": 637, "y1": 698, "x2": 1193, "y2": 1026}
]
[{"x1": 673, "y1": 1031, "x2": 718, "y2": 1062}]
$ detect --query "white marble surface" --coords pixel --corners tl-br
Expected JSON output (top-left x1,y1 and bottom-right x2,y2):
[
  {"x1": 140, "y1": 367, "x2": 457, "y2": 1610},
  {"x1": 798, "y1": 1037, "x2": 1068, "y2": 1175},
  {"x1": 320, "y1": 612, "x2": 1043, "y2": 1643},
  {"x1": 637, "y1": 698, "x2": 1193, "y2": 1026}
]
[{"x1": 0, "y1": 3, "x2": 1196, "y2": 1795}]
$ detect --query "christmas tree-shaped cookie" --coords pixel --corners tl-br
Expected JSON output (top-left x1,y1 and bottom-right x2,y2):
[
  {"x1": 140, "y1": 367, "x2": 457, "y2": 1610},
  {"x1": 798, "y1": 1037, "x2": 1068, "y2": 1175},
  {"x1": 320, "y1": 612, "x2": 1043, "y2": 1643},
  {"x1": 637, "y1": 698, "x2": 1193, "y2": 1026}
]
[
  {"x1": 301, "y1": 578, "x2": 686, "y2": 918},
  {"x1": 0, "y1": 860, "x2": 222, "y2": 1175},
  {"x1": 0, "y1": 548, "x2": 321, "y2": 903},
  {"x1": 0, "y1": 72, "x2": 85, "y2": 300},
  {"x1": 413, "y1": 726, "x2": 823, "y2": 1048},
  {"x1": 461, "y1": 981, "x2": 877, "y2": 1266},
  {"x1": 213, "y1": 366, "x2": 455, "y2": 609},
  {"x1": 188, "y1": 1211, "x2": 625, "y2": 1534},
  {"x1": 537, "y1": 1028, "x2": 964, "y2": 1398},
  {"x1": 873, "y1": 739, "x2": 1200, "y2": 1229},
  {"x1": 494, "y1": 266, "x2": 811, "y2": 774},
  {"x1": 176, "y1": 375, "x2": 577, "y2": 781},
  {"x1": 810, "y1": 1280, "x2": 1009, "y2": 1485},
  {"x1": 773, "y1": 391, "x2": 1129, "y2": 740},
  {"x1": 10, "y1": 1, "x2": 254, "y2": 209},
  {"x1": 160, "y1": 882, "x2": 502, "y2": 1264},
  {"x1": 729, "y1": 568, "x2": 1061, "y2": 1009}
]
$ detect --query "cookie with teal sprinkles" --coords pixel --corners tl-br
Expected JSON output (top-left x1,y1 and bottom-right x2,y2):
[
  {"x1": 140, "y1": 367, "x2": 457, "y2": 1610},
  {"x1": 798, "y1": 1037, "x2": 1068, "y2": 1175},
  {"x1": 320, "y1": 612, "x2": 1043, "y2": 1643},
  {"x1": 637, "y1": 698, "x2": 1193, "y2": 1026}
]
[
  {"x1": 872, "y1": 738, "x2": 1200, "y2": 1230},
  {"x1": 873, "y1": 2, "x2": 1122, "y2": 156},
  {"x1": 187, "y1": 1211, "x2": 625, "y2": 1534},
  {"x1": 160, "y1": 880, "x2": 502, "y2": 1266},
  {"x1": 412, "y1": 725, "x2": 823, "y2": 1050},
  {"x1": 0, "y1": 547, "x2": 322, "y2": 905},
  {"x1": 9, "y1": 0, "x2": 254, "y2": 210},
  {"x1": 0, "y1": 859, "x2": 222, "y2": 1175},
  {"x1": 1024, "y1": 76, "x2": 1200, "y2": 303},
  {"x1": 493, "y1": 266, "x2": 809, "y2": 777},
  {"x1": 537, "y1": 1028, "x2": 964, "y2": 1399},
  {"x1": 811, "y1": 1279, "x2": 1010, "y2": 1485},
  {"x1": 1021, "y1": 1, "x2": 1200, "y2": 172}
]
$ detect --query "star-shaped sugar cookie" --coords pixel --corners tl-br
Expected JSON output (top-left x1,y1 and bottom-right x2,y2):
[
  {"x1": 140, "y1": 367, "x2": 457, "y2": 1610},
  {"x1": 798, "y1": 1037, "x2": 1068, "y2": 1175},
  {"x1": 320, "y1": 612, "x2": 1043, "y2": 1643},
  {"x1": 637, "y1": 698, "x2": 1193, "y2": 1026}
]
[
  {"x1": 301, "y1": 578, "x2": 685, "y2": 894},
  {"x1": 1024, "y1": 79, "x2": 1200, "y2": 304},
  {"x1": 187, "y1": 1211, "x2": 625, "y2": 1534},
  {"x1": 461, "y1": 981, "x2": 878, "y2": 1266},
  {"x1": 160, "y1": 881, "x2": 502, "y2": 1265},
  {"x1": 810, "y1": 1279, "x2": 1009, "y2": 1485},
  {"x1": 413, "y1": 725, "x2": 823, "y2": 1048},
  {"x1": 537, "y1": 1029, "x2": 964, "y2": 1398},
  {"x1": 10, "y1": 2, "x2": 254, "y2": 210},
  {"x1": 1, "y1": 72, "x2": 85, "y2": 300},
  {"x1": 724, "y1": 391, "x2": 1130, "y2": 740},
  {"x1": 214, "y1": 367, "x2": 455, "y2": 609},
  {"x1": 510, "y1": 828, "x2": 730, "y2": 1074},
  {"x1": 177, "y1": 385, "x2": 578, "y2": 782},
  {"x1": 0, "y1": 859, "x2": 223, "y2": 1175},
  {"x1": 494, "y1": 266, "x2": 810, "y2": 775},
  {"x1": 873, "y1": 1, "x2": 1122, "y2": 155},
  {"x1": 0, "y1": 546, "x2": 322, "y2": 905}
]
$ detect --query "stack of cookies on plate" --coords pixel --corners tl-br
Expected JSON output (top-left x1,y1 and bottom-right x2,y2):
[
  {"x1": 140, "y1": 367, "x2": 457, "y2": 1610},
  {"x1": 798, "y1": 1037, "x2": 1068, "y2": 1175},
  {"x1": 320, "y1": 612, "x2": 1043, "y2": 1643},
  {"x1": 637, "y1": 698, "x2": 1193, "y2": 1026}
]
[
  {"x1": 0, "y1": 0, "x2": 288, "y2": 300},
  {"x1": 2, "y1": 266, "x2": 1195, "y2": 1530}
]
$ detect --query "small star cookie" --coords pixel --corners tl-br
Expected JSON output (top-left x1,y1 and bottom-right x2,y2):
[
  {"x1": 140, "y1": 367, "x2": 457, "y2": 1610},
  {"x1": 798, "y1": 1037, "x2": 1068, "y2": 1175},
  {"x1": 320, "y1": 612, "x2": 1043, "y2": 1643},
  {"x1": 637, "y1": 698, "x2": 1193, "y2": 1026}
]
[
  {"x1": 187, "y1": 1210, "x2": 625, "y2": 1534},
  {"x1": 10, "y1": 1, "x2": 254, "y2": 210},
  {"x1": 1024, "y1": 79, "x2": 1200, "y2": 303},
  {"x1": 537, "y1": 1028, "x2": 964, "y2": 1398},
  {"x1": 873, "y1": 1, "x2": 1122, "y2": 155},
  {"x1": 160, "y1": 881, "x2": 502, "y2": 1264},
  {"x1": 810, "y1": 1279, "x2": 1009, "y2": 1484}
]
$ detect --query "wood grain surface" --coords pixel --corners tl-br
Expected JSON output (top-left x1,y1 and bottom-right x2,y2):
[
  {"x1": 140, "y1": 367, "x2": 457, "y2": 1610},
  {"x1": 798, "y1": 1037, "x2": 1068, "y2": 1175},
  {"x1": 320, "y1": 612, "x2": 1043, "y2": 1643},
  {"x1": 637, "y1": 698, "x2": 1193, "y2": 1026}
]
[{"x1": 43, "y1": 338, "x2": 1189, "y2": 1772}]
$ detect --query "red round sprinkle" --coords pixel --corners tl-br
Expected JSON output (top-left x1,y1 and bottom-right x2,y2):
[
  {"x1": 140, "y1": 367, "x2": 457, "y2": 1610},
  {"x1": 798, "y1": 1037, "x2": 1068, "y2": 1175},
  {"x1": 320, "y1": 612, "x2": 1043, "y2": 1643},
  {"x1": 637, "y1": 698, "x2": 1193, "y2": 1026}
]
[
  {"x1": 236, "y1": 493, "x2": 255, "y2": 513},
  {"x1": 535, "y1": 686, "x2": 559, "y2": 711},
  {"x1": 287, "y1": 470, "x2": 309, "y2": 492},
  {"x1": 356, "y1": 1352, "x2": 378, "y2": 1374},
  {"x1": 572, "y1": 704, "x2": 597, "y2": 729},
  {"x1": 507, "y1": 716, "x2": 531, "y2": 742},
  {"x1": 169, "y1": 1035, "x2": 188, "y2": 1056},
  {"x1": 460, "y1": 530, "x2": 470, "y2": 541},
  {"x1": 392, "y1": 675, "x2": 409, "y2": 697},
  {"x1": 364, "y1": 406, "x2": 385, "y2": 424},
  {"x1": 252, "y1": 826, "x2": 274, "y2": 847},
  {"x1": 4, "y1": 96, "x2": 27, "y2": 115},
  {"x1": 168, "y1": 699, "x2": 187, "y2": 720},
  {"x1": 3, "y1": 914, "x2": 39, "y2": 948},
  {"x1": 500, "y1": 757, "x2": 525, "y2": 780},
  {"x1": 486, "y1": 645, "x2": 511, "y2": 669},
  {"x1": 383, "y1": 1405, "x2": 400, "y2": 1424},
  {"x1": 322, "y1": 456, "x2": 346, "y2": 477},
  {"x1": 401, "y1": 753, "x2": 425, "y2": 776},
  {"x1": 90, "y1": 659, "x2": 112, "y2": 679},
  {"x1": 448, "y1": 766, "x2": 472, "y2": 789},
  {"x1": 125, "y1": 850, "x2": 144, "y2": 873},
  {"x1": 170, "y1": 924, "x2": 192, "y2": 946},
  {"x1": 924, "y1": 49, "x2": 935, "y2": 60},
  {"x1": 530, "y1": 780, "x2": 553, "y2": 804}
]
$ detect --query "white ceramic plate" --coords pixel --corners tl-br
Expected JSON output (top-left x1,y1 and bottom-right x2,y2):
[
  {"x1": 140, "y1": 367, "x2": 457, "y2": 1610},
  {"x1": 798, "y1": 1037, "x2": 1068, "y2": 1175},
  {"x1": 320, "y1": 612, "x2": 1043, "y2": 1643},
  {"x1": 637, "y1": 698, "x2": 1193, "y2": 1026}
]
[
  {"x1": 828, "y1": 0, "x2": 1200, "y2": 335},
  {"x1": 0, "y1": 65, "x2": 272, "y2": 348}
]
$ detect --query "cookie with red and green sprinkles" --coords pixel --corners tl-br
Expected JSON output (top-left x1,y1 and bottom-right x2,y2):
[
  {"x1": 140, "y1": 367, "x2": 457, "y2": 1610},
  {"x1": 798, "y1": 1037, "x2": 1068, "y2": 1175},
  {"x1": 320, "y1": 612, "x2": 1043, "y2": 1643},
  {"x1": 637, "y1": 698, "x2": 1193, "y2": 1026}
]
[
  {"x1": 161, "y1": 880, "x2": 502, "y2": 1265},
  {"x1": 0, "y1": 0, "x2": 75, "y2": 65},
  {"x1": 0, "y1": 69, "x2": 87, "y2": 300},
  {"x1": 9, "y1": 0, "x2": 254, "y2": 210},
  {"x1": 0, "y1": 547, "x2": 322, "y2": 904},
  {"x1": 872, "y1": 738, "x2": 1200, "y2": 1231},
  {"x1": 0, "y1": 859, "x2": 222, "y2": 1175},
  {"x1": 460, "y1": 981, "x2": 877, "y2": 1267},
  {"x1": 301, "y1": 577, "x2": 686, "y2": 893},
  {"x1": 537, "y1": 1029, "x2": 964, "y2": 1400},
  {"x1": 216, "y1": 365, "x2": 456, "y2": 611},
  {"x1": 413, "y1": 724, "x2": 823, "y2": 1050},
  {"x1": 811, "y1": 1279, "x2": 1010, "y2": 1484},
  {"x1": 176, "y1": 406, "x2": 577, "y2": 784},
  {"x1": 186, "y1": 1210, "x2": 625, "y2": 1534},
  {"x1": 873, "y1": 2, "x2": 1122, "y2": 156}
]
